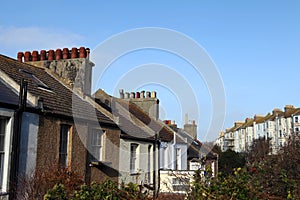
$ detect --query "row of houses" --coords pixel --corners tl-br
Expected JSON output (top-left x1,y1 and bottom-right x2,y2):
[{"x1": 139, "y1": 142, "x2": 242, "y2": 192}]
[
  {"x1": 216, "y1": 105, "x2": 300, "y2": 154},
  {"x1": 0, "y1": 47, "x2": 217, "y2": 199}
]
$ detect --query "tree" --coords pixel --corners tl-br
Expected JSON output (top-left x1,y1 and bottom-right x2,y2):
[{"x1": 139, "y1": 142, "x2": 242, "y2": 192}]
[
  {"x1": 218, "y1": 149, "x2": 245, "y2": 176},
  {"x1": 246, "y1": 137, "x2": 270, "y2": 163}
]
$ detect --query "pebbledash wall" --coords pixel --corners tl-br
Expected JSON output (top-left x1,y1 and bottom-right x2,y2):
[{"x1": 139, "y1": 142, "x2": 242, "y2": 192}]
[{"x1": 216, "y1": 105, "x2": 300, "y2": 154}]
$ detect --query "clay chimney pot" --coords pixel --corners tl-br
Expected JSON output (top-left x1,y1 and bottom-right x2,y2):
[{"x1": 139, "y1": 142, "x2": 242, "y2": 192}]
[
  {"x1": 62, "y1": 48, "x2": 69, "y2": 59},
  {"x1": 24, "y1": 51, "x2": 32, "y2": 62},
  {"x1": 17, "y1": 52, "x2": 24, "y2": 62},
  {"x1": 48, "y1": 50, "x2": 55, "y2": 61},
  {"x1": 40, "y1": 50, "x2": 47, "y2": 61},
  {"x1": 32, "y1": 51, "x2": 39, "y2": 61},
  {"x1": 71, "y1": 47, "x2": 78, "y2": 58},
  {"x1": 79, "y1": 47, "x2": 86, "y2": 58}
]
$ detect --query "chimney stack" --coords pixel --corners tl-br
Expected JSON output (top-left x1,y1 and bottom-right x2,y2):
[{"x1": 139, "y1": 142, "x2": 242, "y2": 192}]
[{"x1": 17, "y1": 47, "x2": 94, "y2": 96}]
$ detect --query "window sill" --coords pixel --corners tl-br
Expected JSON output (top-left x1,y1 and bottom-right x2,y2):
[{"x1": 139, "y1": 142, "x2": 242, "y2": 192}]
[
  {"x1": 89, "y1": 161, "x2": 112, "y2": 167},
  {"x1": 130, "y1": 172, "x2": 140, "y2": 176}
]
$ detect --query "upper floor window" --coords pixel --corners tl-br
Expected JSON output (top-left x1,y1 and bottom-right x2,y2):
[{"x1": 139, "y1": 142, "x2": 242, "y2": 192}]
[
  {"x1": 279, "y1": 130, "x2": 282, "y2": 138},
  {"x1": 90, "y1": 129, "x2": 105, "y2": 161},
  {"x1": 175, "y1": 148, "x2": 181, "y2": 170},
  {"x1": 130, "y1": 144, "x2": 139, "y2": 174},
  {"x1": 295, "y1": 116, "x2": 299, "y2": 123},
  {"x1": 59, "y1": 124, "x2": 71, "y2": 168},
  {"x1": 0, "y1": 117, "x2": 8, "y2": 191}
]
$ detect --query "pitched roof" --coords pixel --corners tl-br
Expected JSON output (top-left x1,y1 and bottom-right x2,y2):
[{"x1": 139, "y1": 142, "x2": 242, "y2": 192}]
[
  {"x1": 0, "y1": 54, "x2": 114, "y2": 125},
  {"x1": 93, "y1": 89, "x2": 174, "y2": 142}
]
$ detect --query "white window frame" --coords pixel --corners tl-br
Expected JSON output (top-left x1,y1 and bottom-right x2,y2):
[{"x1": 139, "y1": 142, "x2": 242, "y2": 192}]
[
  {"x1": 90, "y1": 129, "x2": 105, "y2": 162},
  {"x1": 175, "y1": 147, "x2": 181, "y2": 170},
  {"x1": 130, "y1": 143, "x2": 139, "y2": 174},
  {"x1": 59, "y1": 124, "x2": 71, "y2": 168},
  {"x1": 0, "y1": 109, "x2": 13, "y2": 194}
]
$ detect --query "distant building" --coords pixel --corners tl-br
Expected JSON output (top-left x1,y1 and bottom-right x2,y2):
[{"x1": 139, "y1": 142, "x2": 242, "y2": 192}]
[{"x1": 216, "y1": 105, "x2": 300, "y2": 154}]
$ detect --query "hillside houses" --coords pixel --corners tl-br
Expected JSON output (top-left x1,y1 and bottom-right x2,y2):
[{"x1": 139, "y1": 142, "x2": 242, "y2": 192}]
[{"x1": 216, "y1": 105, "x2": 300, "y2": 154}]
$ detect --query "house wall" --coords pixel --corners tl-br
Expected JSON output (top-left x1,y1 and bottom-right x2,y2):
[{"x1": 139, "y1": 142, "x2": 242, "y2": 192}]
[
  {"x1": 160, "y1": 142, "x2": 187, "y2": 171},
  {"x1": 18, "y1": 112, "x2": 39, "y2": 177},
  {"x1": 118, "y1": 139, "x2": 156, "y2": 185},
  {"x1": 35, "y1": 115, "x2": 121, "y2": 184},
  {"x1": 88, "y1": 128, "x2": 120, "y2": 184}
]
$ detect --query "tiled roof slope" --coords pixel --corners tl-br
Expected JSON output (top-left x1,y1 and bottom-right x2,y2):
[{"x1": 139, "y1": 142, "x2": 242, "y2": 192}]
[
  {"x1": 94, "y1": 89, "x2": 174, "y2": 142},
  {"x1": 0, "y1": 54, "x2": 114, "y2": 125}
]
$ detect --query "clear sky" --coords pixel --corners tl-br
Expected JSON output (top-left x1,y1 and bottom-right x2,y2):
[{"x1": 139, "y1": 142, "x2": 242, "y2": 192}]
[{"x1": 1, "y1": 1, "x2": 300, "y2": 141}]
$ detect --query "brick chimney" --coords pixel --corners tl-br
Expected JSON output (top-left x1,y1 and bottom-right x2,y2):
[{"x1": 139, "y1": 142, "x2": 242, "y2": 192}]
[
  {"x1": 121, "y1": 89, "x2": 159, "y2": 119},
  {"x1": 284, "y1": 105, "x2": 295, "y2": 113},
  {"x1": 183, "y1": 113, "x2": 197, "y2": 139},
  {"x1": 17, "y1": 47, "x2": 94, "y2": 96}
]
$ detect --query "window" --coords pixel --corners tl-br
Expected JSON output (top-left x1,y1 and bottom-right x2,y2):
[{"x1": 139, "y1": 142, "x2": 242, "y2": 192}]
[
  {"x1": 147, "y1": 145, "x2": 152, "y2": 183},
  {"x1": 90, "y1": 129, "x2": 104, "y2": 161},
  {"x1": 296, "y1": 127, "x2": 299, "y2": 133},
  {"x1": 295, "y1": 117, "x2": 299, "y2": 123},
  {"x1": 130, "y1": 144, "x2": 139, "y2": 174},
  {"x1": 162, "y1": 146, "x2": 168, "y2": 169},
  {"x1": 59, "y1": 125, "x2": 71, "y2": 168},
  {"x1": 279, "y1": 130, "x2": 282, "y2": 138},
  {"x1": 20, "y1": 69, "x2": 52, "y2": 91},
  {"x1": 175, "y1": 148, "x2": 181, "y2": 170},
  {"x1": 172, "y1": 178, "x2": 190, "y2": 192},
  {"x1": 0, "y1": 118, "x2": 8, "y2": 190}
]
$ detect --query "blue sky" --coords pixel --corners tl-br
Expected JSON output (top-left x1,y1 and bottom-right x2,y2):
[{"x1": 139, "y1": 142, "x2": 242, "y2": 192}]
[{"x1": 1, "y1": 1, "x2": 300, "y2": 141}]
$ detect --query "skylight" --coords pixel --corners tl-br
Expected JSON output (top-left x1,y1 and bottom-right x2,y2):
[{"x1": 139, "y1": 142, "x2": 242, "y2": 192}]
[{"x1": 20, "y1": 69, "x2": 52, "y2": 92}]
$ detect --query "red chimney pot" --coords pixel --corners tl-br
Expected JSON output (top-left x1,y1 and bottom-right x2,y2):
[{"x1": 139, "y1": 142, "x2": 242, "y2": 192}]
[
  {"x1": 24, "y1": 51, "x2": 32, "y2": 62},
  {"x1": 55, "y1": 49, "x2": 62, "y2": 60},
  {"x1": 32, "y1": 51, "x2": 39, "y2": 61},
  {"x1": 17, "y1": 52, "x2": 24, "y2": 62},
  {"x1": 40, "y1": 50, "x2": 46, "y2": 60},
  {"x1": 62, "y1": 48, "x2": 69, "y2": 59},
  {"x1": 79, "y1": 47, "x2": 86, "y2": 58},
  {"x1": 71, "y1": 47, "x2": 78, "y2": 58},
  {"x1": 136, "y1": 92, "x2": 140, "y2": 98},
  {"x1": 48, "y1": 50, "x2": 55, "y2": 61}
]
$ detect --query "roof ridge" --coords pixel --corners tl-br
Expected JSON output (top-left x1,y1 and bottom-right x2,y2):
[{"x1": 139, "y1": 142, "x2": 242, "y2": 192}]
[{"x1": 43, "y1": 68, "x2": 115, "y2": 122}]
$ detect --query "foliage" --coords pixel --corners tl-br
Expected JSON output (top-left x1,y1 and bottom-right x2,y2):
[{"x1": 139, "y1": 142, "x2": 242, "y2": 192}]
[
  {"x1": 250, "y1": 133, "x2": 300, "y2": 199},
  {"x1": 246, "y1": 137, "x2": 270, "y2": 163},
  {"x1": 189, "y1": 133, "x2": 300, "y2": 200},
  {"x1": 44, "y1": 184, "x2": 67, "y2": 200},
  {"x1": 188, "y1": 168, "x2": 265, "y2": 200},
  {"x1": 43, "y1": 180, "x2": 148, "y2": 200},
  {"x1": 218, "y1": 149, "x2": 246, "y2": 175},
  {"x1": 17, "y1": 164, "x2": 84, "y2": 200}
]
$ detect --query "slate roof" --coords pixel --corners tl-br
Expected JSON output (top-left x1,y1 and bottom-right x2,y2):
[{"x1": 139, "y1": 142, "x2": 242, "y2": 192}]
[
  {"x1": 0, "y1": 54, "x2": 114, "y2": 125},
  {"x1": 93, "y1": 89, "x2": 174, "y2": 142}
]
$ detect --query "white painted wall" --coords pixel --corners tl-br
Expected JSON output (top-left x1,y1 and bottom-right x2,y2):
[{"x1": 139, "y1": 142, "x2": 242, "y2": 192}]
[
  {"x1": 118, "y1": 139, "x2": 157, "y2": 186},
  {"x1": 18, "y1": 112, "x2": 39, "y2": 177}
]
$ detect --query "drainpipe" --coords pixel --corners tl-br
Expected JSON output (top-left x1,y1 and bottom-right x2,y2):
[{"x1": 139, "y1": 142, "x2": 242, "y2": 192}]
[
  {"x1": 156, "y1": 137, "x2": 161, "y2": 199},
  {"x1": 9, "y1": 79, "x2": 27, "y2": 200},
  {"x1": 153, "y1": 134, "x2": 157, "y2": 200}
]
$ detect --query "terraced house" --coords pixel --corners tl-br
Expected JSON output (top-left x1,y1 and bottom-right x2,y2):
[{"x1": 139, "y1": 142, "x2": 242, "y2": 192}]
[
  {"x1": 0, "y1": 48, "x2": 217, "y2": 199},
  {"x1": 217, "y1": 105, "x2": 300, "y2": 154},
  {"x1": 0, "y1": 48, "x2": 128, "y2": 199}
]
